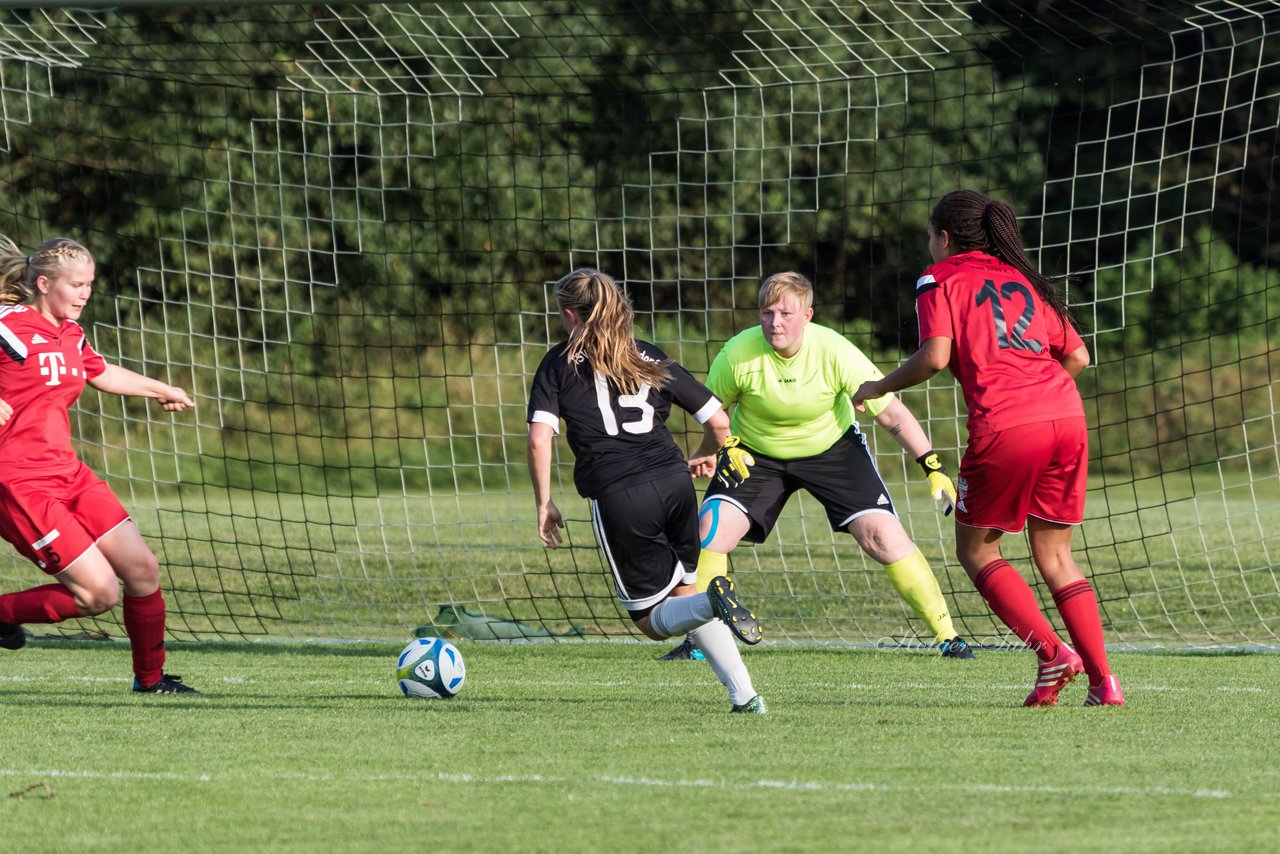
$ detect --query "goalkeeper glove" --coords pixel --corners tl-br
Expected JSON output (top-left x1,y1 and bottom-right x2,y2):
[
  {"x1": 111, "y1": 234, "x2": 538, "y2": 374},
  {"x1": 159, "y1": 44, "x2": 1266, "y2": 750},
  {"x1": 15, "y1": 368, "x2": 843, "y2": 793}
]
[
  {"x1": 715, "y1": 436, "x2": 756, "y2": 488},
  {"x1": 916, "y1": 451, "x2": 957, "y2": 516}
]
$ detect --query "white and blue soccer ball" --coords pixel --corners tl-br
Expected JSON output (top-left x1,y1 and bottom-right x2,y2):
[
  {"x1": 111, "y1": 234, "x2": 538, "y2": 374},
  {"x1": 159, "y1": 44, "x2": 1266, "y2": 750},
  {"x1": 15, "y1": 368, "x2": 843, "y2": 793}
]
[{"x1": 396, "y1": 637, "x2": 465, "y2": 699}]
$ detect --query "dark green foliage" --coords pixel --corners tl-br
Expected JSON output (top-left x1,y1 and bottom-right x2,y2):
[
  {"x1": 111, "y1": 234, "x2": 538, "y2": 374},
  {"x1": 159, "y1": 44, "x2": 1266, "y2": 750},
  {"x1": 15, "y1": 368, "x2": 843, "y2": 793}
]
[{"x1": 0, "y1": 2, "x2": 1272, "y2": 487}]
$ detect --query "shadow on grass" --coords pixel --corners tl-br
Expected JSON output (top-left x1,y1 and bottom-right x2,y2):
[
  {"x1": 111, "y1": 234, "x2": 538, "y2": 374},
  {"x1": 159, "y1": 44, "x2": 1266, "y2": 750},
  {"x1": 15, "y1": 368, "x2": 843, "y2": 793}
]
[{"x1": 20, "y1": 637, "x2": 399, "y2": 658}]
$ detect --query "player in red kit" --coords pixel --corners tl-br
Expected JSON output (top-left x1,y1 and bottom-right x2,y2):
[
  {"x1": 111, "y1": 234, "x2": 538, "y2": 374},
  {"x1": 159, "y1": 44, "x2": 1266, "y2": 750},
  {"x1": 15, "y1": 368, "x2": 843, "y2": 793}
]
[
  {"x1": 0, "y1": 235, "x2": 199, "y2": 693},
  {"x1": 853, "y1": 190, "x2": 1122, "y2": 707}
]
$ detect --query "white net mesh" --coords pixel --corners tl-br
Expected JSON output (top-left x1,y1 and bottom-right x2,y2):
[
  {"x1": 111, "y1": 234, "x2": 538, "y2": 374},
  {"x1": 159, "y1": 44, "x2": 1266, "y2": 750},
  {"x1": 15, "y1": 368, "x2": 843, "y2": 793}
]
[{"x1": 0, "y1": 0, "x2": 1276, "y2": 647}]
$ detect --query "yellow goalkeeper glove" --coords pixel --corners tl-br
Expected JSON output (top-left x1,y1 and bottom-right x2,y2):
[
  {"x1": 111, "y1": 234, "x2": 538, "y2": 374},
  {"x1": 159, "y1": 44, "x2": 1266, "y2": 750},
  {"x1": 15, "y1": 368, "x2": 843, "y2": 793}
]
[
  {"x1": 715, "y1": 436, "x2": 756, "y2": 488},
  {"x1": 916, "y1": 451, "x2": 957, "y2": 516}
]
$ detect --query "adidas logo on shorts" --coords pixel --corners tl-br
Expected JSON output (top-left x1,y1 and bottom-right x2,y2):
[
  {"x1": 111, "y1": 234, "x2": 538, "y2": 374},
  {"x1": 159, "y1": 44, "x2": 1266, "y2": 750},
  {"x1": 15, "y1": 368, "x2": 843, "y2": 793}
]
[{"x1": 876, "y1": 494, "x2": 889, "y2": 505}]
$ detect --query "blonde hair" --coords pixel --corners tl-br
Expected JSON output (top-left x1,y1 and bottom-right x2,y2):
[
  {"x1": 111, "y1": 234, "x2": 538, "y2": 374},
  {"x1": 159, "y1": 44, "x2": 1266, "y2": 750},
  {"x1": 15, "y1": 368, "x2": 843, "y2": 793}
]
[
  {"x1": 0, "y1": 235, "x2": 94, "y2": 306},
  {"x1": 553, "y1": 267, "x2": 670, "y2": 394},
  {"x1": 758, "y1": 271, "x2": 814, "y2": 311}
]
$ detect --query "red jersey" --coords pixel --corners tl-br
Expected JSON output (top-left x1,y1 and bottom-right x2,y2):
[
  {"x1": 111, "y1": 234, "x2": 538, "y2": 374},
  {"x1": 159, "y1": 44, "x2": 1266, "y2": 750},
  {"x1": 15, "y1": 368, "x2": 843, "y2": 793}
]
[
  {"x1": 915, "y1": 251, "x2": 1085, "y2": 437},
  {"x1": 0, "y1": 305, "x2": 107, "y2": 479}
]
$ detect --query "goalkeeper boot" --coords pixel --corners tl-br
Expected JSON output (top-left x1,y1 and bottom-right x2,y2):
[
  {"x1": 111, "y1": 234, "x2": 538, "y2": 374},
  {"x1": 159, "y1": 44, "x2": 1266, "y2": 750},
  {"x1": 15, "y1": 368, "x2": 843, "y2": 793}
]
[
  {"x1": 939, "y1": 636, "x2": 976, "y2": 659},
  {"x1": 0, "y1": 621, "x2": 25, "y2": 650},
  {"x1": 707, "y1": 576, "x2": 763, "y2": 645},
  {"x1": 730, "y1": 694, "x2": 767, "y2": 715},
  {"x1": 1084, "y1": 674, "x2": 1124, "y2": 707},
  {"x1": 1024, "y1": 643, "x2": 1084, "y2": 707},
  {"x1": 658, "y1": 636, "x2": 704, "y2": 661},
  {"x1": 133, "y1": 673, "x2": 200, "y2": 694}
]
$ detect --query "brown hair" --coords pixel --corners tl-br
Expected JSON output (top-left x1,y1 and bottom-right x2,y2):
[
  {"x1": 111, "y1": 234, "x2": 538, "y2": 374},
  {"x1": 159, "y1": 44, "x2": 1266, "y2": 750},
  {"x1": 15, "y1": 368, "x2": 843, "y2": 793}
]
[
  {"x1": 0, "y1": 235, "x2": 94, "y2": 306},
  {"x1": 929, "y1": 189, "x2": 1075, "y2": 326},
  {"x1": 758, "y1": 271, "x2": 813, "y2": 310},
  {"x1": 553, "y1": 268, "x2": 670, "y2": 394}
]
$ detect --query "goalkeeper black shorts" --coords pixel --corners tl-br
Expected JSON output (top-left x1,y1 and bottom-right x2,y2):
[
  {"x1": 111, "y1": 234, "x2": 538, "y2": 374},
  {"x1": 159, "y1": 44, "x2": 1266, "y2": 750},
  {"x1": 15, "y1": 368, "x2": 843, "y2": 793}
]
[{"x1": 700, "y1": 427, "x2": 897, "y2": 544}]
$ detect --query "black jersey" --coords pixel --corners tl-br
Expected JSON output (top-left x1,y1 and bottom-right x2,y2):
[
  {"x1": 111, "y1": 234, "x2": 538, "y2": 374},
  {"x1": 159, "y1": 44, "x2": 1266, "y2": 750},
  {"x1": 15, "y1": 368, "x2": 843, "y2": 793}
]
[{"x1": 527, "y1": 340, "x2": 721, "y2": 499}]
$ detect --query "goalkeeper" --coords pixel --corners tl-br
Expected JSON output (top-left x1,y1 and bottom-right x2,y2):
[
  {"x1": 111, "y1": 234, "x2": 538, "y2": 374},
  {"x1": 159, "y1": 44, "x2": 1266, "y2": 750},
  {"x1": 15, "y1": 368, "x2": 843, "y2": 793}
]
[{"x1": 662, "y1": 271, "x2": 973, "y2": 661}]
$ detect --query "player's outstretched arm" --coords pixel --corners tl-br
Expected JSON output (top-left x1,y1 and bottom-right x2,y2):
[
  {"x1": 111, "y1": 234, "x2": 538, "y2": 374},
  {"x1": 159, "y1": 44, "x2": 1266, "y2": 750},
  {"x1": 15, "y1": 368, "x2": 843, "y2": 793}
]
[
  {"x1": 687, "y1": 408, "x2": 731, "y2": 479},
  {"x1": 871, "y1": 396, "x2": 933, "y2": 459},
  {"x1": 871, "y1": 397, "x2": 957, "y2": 516},
  {"x1": 88, "y1": 364, "x2": 193, "y2": 411},
  {"x1": 851, "y1": 337, "x2": 951, "y2": 410},
  {"x1": 526, "y1": 421, "x2": 564, "y2": 548}
]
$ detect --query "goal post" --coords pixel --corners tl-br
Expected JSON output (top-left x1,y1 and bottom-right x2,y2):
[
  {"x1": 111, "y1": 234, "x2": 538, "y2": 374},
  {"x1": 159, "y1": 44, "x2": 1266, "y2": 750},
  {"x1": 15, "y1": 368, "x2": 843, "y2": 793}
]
[{"x1": 0, "y1": 0, "x2": 1276, "y2": 647}]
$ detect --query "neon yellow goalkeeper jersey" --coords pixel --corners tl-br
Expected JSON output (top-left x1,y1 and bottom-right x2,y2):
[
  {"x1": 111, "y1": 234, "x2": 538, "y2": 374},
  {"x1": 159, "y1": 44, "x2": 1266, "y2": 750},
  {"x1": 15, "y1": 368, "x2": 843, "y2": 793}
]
[{"x1": 705, "y1": 322, "x2": 894, "y2": 459}]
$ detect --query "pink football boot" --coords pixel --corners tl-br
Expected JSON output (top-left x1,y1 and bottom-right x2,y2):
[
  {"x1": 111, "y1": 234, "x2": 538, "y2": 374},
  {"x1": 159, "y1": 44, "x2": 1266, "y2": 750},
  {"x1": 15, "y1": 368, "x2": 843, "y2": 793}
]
[
  {"x1": 1084, "y1": 674, "x2": 1125, "y2": 707},
  {"x1": 1024, "y1": 643, "x2": 1084, "y2": 707}
]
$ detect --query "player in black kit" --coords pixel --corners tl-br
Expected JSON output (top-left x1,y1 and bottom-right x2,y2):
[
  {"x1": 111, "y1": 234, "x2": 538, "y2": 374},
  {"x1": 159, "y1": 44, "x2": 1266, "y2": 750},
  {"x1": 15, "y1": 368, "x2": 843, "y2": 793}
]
[{"x1": 527, "y1": 268, "x2": 766, "y2": 713}]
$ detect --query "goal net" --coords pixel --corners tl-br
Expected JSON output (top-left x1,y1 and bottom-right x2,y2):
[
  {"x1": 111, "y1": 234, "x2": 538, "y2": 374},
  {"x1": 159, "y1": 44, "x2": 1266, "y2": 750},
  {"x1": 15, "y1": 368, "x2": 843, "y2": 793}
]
[{"x1": 0, "y1": 0, "x2": 1276, "y2": 648}]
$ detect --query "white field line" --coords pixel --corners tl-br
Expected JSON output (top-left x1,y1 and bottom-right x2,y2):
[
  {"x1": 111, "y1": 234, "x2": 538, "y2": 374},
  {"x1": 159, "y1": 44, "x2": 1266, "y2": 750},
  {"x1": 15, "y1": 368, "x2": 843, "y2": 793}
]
[
  {"x1": 0, "y1": 767, "x2": 1250, "y2": 800},
  {"x1": 0, "y1": 674, "x2": 1269, "y2": 693},
  {"x1": 0, "y1": 767, "x2": 213, "y2": 783}
]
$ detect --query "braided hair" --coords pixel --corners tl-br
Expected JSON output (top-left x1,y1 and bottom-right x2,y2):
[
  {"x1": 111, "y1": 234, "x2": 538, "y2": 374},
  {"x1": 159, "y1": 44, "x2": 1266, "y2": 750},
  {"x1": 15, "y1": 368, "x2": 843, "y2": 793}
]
[
  {"x1": 553, "y1": 268, "x2": 670, "y2": 394},
  {"x1": 929, "y1": 190, "x2": 1076, "y2": 327},
  {"x1": 0, "y1": 235, "x2": 94, "y2": 306}
]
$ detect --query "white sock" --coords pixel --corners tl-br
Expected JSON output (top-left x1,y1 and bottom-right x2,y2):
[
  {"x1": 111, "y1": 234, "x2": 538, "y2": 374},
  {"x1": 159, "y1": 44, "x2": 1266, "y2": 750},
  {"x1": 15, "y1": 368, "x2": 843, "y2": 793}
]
[
  {"x1": 649, "y1": 593, "x2": 714, "y2": 638},
  {"x1": 690, "y1": 619, "x2": 757, "y2": 706}
]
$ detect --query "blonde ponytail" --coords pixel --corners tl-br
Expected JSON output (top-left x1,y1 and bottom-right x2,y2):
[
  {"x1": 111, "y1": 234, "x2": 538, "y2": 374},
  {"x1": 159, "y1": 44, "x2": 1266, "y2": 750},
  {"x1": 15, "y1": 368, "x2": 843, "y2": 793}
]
[{"x1": 553, "y1": 268, "x2": 670, "y2": 394}]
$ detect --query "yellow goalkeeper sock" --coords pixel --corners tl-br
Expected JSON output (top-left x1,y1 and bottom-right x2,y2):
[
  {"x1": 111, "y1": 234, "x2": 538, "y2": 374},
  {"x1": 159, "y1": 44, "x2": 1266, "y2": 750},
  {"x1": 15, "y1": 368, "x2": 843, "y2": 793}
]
[
  {"x1": 694, "y1": 549, "x2": 728, "y2": 593},
  {"x1": 883, "y1": 547, "x2": 957, "y2": 644}
]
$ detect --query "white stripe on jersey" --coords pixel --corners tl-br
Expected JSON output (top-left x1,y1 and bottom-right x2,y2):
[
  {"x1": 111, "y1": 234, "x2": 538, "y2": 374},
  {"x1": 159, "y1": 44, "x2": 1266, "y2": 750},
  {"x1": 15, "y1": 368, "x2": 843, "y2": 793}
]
[
  {"x1": 529, "y1": 410, "x2": 560, "y2": 434},
  {"x1": 915, "y1": 273, "x2": 937, "y2": 291},
  {"x1": 692, "y1": 396, "x2": 722, "y2": 425},
  {"x1": 0, "y1": 317, "x2": 28, "y2": 360}
]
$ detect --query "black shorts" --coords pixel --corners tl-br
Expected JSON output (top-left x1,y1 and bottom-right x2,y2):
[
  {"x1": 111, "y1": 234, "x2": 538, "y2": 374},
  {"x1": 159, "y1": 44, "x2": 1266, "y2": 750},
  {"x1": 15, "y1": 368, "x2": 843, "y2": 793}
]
[
  {"x1": 589, "y1": 471, "x2": 699, "y2": 614},
  {"x1": 701, "y1": 427, "x2": 896, "y2": 544}
]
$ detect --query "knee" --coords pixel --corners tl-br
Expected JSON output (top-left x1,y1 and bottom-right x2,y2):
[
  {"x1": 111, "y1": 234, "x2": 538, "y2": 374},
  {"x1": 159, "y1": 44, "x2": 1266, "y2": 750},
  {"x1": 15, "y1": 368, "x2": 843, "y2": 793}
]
[
  {"x1": 117, "y1": 550, "x2": 160, "y2": 591},
  {"x1": 633, "y1": 615, "x2": 665, "y2": 642},
  {"x1": 853, "y1": 518, "x2": 908, "y2": 562},
  {"x1": 958, "y1": 555, "x2": 991, "y2": 582},
  {"x1": 956, "y1": 543, "x2": 992, "y2": 572},
  {"x1": 1034, "y1": 553, "x2": 1068, "y2": 576},
  {"x1": 76, "y1": 582, "x2": 120, "y2": 615},
  {"x1": 1035, "y1": 553, "x2": 1082, "y2": 587}
]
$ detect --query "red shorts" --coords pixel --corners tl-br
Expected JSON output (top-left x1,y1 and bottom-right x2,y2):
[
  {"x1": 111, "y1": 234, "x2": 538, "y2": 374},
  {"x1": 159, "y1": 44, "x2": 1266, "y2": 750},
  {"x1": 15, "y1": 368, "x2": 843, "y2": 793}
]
[
  {"x1": 956, "y1": 417, "x2": 1087, "y2": 534},
  {"x1": 0, "y1": 462, "x2": 130, "y2": 574}
]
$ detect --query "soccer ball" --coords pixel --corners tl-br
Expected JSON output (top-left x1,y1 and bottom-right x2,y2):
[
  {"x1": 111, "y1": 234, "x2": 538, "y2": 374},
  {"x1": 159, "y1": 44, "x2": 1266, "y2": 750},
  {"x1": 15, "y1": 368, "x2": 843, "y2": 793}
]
[{"x1": 396, "y1": 637, "x2": 465, "y2": 699}]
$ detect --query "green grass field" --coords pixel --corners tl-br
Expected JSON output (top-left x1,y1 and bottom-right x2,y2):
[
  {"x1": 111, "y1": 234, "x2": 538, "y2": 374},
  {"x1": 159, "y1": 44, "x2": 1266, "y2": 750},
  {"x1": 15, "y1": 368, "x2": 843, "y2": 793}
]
[
  {"x1": 3, "y1": 639, "x2": 1278, "y2": 852},
  {"x1": 6, "y1": 473, "x2": 1276, "y2": 648}
]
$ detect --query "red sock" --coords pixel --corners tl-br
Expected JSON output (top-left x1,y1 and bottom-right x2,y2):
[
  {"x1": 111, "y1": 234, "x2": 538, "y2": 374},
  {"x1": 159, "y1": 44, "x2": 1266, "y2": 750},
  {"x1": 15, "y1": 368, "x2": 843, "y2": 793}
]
[
  {"x1": 973, "y1": 560, "x2": 1062, "y2": 662},
  {"x1": 1052, "y1": 579, "x2": 1111, "y2": 685},
  {"x1": 123, "y1": 589, "x2": 167, "y2": 687},
  {"x1": 0, "y1": 584, "x2": 83, "y2": 624}
]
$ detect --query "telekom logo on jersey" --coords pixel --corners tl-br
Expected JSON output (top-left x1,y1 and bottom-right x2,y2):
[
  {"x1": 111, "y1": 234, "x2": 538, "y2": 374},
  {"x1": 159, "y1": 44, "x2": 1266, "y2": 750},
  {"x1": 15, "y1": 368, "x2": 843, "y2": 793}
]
[{"x1": 38, "y1": 351, "x2": 69, "y2": 386}]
